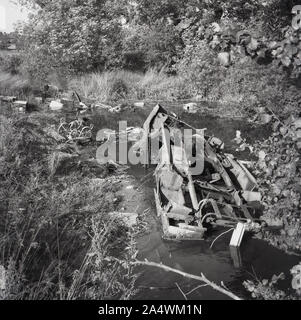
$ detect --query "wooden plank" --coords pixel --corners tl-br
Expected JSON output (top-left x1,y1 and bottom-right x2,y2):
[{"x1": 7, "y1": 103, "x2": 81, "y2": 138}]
[
  {"x1": 210, "y1": 199, "x2": 222, "y2": 218},
  {"x1": 154, "y1": 189, "x2": 161, "y2": 217},
  {"x1": 167, "y1": 225, "x2": 205, "y2": 240},
  {"x1": 212, "y1": 220, "x2": 237, "y2": 228},
  {"x1": 187, "y1": 172, "x2": 199, "y2": 210},
  {"x1": 241, "y1": 204, "x2": 253, "y2": 220},
  {"x1": 230, "y1": 246, "x2": 242, "y2": 268},
  {"x1": 177, "y1": 223, "x2": 206, "y2": 234},
  {"x1": 230, "y1": 222, "x2": 246, "y2": 247}
]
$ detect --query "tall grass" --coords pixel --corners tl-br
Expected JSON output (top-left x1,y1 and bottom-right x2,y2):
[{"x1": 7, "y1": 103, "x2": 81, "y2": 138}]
[
  {"x1": 0, "y1": 112, "x2": 138, "y2": 300},
  {"x1": 2, "y1": 57, "x2": 296, "y2": 118},
  {"x1": 0, "y1": 72, "x2": 31, "y2": 97},
  {"x1": 68, "y1": 69, "x2": 189, "y2": 102}
]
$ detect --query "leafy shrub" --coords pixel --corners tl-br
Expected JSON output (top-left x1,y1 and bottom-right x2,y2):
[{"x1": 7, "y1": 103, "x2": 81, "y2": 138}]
[
  {"x1": 251, "y1": 112, "x2": 301, "y2": 252},
  {"x1": 21, "y1": 46, "x2": 65, "y2": 85},
  {"x1": 243, "y1": 262, "x2": 301, "y2": 300},
  {"x1": 243, "y1": 273, "x2": 290, "y2": 300},
  {"x1": 175, "y1": 40, "x2": 226, "y2": 98},
  {"x1": 0, "y1": 53, "x2": 22, "y2": 75}
]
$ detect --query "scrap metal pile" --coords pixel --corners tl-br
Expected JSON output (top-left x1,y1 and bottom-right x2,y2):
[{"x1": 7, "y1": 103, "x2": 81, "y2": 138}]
[{"x1": 140, "y1": 105, "x2": 265, "y2": 241}]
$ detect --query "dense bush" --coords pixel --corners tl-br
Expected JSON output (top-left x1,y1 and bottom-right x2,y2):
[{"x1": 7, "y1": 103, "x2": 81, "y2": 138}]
[
  {"x1": 0, "y1": 53, "x2": 22, "y2": 75},
  {"x1": 251, "y1": 113, "x2": 301, "y2": 252},
  {"x1": 14, "y1": 0, "x2": 300, "y2": 107},
  {"x1": 175, "y1": 40, "x2": 224, "y2": 98}
]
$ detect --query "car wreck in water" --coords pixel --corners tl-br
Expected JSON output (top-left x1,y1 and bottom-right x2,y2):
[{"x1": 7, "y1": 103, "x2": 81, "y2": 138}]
[{"x1": 138, "y1": 105, "x2": 266, "y2": 243}]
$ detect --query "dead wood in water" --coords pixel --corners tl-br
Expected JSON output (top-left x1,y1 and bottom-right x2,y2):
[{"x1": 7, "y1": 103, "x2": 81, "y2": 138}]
[{"x1": 131, "y1": 260, "x2": 243, "y2": 300}]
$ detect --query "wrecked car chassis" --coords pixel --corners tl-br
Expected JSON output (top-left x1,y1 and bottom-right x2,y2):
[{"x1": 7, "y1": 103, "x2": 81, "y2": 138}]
[{"x1": 142, "y1": 105, "x2": 263, "y2": 241}]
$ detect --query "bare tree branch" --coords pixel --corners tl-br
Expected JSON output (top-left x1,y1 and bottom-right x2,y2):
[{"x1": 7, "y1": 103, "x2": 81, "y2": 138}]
[
  {"x1": 175, "y1": 282, "x2": 187, "y2": 300},
  {"x1": 131, "y1": 259, "x2": 243, "y2": 300},
  {"x1": 185, "y1": 284, "x2": 209, "y2": 296}
]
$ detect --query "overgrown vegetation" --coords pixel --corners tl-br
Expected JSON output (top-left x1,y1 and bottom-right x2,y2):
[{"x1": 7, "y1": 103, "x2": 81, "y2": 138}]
[
  {"x1": 0, "y1": 110, "x2": 138, "y2": 299},
  {"x1": 1, "y1": 0, "x2": 301, "y2": 300},
  {"x1": 252, "y1": 112, "x2": 301, "y2": 252},
  {"x1": 243, "y1": 266, "x2": 301, "y2": 300},
  {"x1": 0, "y1": 0, "x2": 299, "y2": 115},
  {"x1": 69, "y1": 69, "x2": 189, "y2": 102}
]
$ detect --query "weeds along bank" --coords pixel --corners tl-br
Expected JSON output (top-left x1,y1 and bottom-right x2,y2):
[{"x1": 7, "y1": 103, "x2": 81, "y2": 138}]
[
  {"x1": 69, "y1": 62, "x2": 300, "y2": 118},
  {"x1": 2, "y1": 0, "x2": 301, "y2": 118},
  {"x1": 2, "y1": 0, "x2": 301, "y2": 121},
  {"x1": 0, "y1": 107, "x2": 139, "y2": 299},
  {"x1": 1, "y1": 62, "x2": 300, "y2": 120}
]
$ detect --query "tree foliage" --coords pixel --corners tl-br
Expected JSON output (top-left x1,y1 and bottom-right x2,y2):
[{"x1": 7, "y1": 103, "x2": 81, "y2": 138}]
[
  {"x1": 20, "y1": 0, "x2": 126, "y2": 76},
  {"x1": 17, "y1": 0, "x2": 301, "y2": 80}
]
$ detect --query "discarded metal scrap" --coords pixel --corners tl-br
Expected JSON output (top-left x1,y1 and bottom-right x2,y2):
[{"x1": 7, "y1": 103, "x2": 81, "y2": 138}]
[
  {"x1": 141, "y1": 105, "x2": 265, "y2": 241},
  {"x1": 58, "y1": 118, "x2": 93, "y2": 143}
]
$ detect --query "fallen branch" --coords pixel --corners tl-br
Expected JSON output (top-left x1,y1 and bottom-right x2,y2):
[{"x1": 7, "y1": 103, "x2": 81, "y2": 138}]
[
  {"x1": 185, "y1": 284, "x2": 209, "y2": 296},
  {"x1": 175, "y1": 282, "x2": 188, "y2": 300},
  {"x1": 131, "y1": 260, "x2": 242, "y2": 300}
]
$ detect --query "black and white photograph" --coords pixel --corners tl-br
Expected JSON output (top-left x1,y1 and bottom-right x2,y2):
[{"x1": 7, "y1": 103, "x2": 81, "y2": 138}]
[{"x1": 0, "y1": 0, "x2": 301, "y2": 310}]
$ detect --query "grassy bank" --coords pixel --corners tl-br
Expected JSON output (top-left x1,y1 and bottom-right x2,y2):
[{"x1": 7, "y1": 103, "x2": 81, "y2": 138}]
[
  {"x1": 0, "y1": 51, "x2": 299, "y2": 118},
  {"x1": 0, "y1": 107, "x2": 138, "y2": 299},
  {"x1": 1, "y1": 66, "x2": 300, "y2": 120},
  {"x1": 0, "y1": 72, "x2": 31, "y2": 97}
]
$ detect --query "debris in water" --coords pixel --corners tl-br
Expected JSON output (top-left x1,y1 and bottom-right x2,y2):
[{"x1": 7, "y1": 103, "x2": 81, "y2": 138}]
[
  {"x1": 13, "y1": 100, "x2": 28, "y2": 113},
  {"x1": 133, "y1": 101, "x2": 145, "y2": 108},
  {"x1": 57, "y1": 118, "x2": 93, "y2": 143},
  {"x1": 138, "y1": 104, "x2": 274, "y2": 241},
  {"x1": 1, "y1": 96, "x2": 17, "y2": 102},
  {"x1": 49, "y1": 100, "x2": 63, "y2": 111},
  {"x1": 183, "y1": 102, "x2": 198, "y2": 114},
  {"x1": 230, "y1": 222, "x2": 246, "y2": 247},
  {"x1": 96, "y1": 128, "x2": 116, "y2": 143},
  {"x1": 92, "y1": 102, "x2": 112, "y2": 110},
  {"x1": 233, "y1": 130, "x2": 242, "y2": 144}
]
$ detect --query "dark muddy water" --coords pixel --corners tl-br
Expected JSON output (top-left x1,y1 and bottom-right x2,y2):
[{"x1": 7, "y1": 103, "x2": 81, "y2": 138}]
[{"x1": 91, "y1": 101, "x2": 300, "y2": 300}]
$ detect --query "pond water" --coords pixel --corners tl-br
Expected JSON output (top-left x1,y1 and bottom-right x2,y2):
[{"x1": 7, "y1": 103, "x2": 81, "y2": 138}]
[{"x1": 91, "y1": 101, "x2": 300, "y2": 300}]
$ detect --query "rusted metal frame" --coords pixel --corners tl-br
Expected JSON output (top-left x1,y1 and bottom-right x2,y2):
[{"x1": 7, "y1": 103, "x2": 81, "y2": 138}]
[
  {"x1": 149, "y1": 105, "x2": 261, "y2": 239},
  {"x1": 204, "y1": 150, "x2": 234, "y2": 189},
  {"x1": 160, "y1": 122, "x2": 199, "y2": 213},
  {"x1": 154, "y1": 185, "x2": 170, "y2": 234},
  {"x1": 237, "y1": 159, "x2": 258, "y2": 190},
  {"x1": 194, "y1": 180, "x2": 233, "y2": 198},
  {"x1": 210, "y1": 199, "x2": 222, "y2": 219},
  {"x1": 240, "y1": 204, "x2": 253, "y2": 220}
]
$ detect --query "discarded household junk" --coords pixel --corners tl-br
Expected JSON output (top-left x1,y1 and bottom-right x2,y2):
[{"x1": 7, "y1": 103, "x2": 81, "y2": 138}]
[
  {"x1": 0, "y1": 96, "x2": 28, "y2": 113},
  {"x1": 58, "y1": 118, "x2": 93, "y2": 144},
  {"x1": 141, "y1": 105, "x2": 270, "y2": 244}
]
